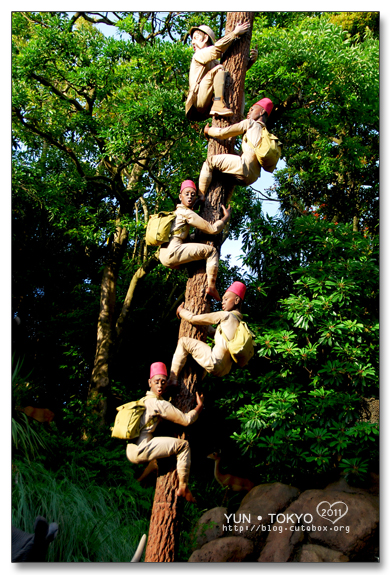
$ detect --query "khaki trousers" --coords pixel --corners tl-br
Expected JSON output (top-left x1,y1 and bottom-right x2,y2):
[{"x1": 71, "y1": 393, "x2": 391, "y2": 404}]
[
  {"x1": 187, "y1": 65, "x2": 225, "y2": 119},
  {"x1": 126, "y1": 435, "x2": 191, "y2": 484},
  {"x1": 171, "y1": 337, "x2": 232, "y2": 379},
  {"x1": 199, "y1": 153, "x2": 261, "y2": 195},
  {"x1": 159, "y1": 238, "x2": 219, "y2": 286}
]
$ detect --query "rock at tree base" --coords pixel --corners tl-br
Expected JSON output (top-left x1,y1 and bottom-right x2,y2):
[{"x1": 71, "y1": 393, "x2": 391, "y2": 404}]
[
  {"x1": 232, "y1": 482, "x2": 300, "y2": 543},
  {"x1": 297, "y1": 544, "x2": 349, "y2": 562},
  {"x1": 188, "y1": 536, "x2": 253, "y2": 562},
  {"x1": 258, "y1": 487, "x2": 378, "y2": 561},
  {"x1": 192, "y1": 507, "x2": 228, "y2": 550}
]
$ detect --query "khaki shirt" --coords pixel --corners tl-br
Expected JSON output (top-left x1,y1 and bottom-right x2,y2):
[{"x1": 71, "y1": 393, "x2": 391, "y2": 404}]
[
  {"x1": 169, "y1": 203, "x2": 225, "y2": 242},
  {"x1": 186, "y1": 31, "x2": 238, "y2": 113},
  {"x1": 208, "y1": 118, "x2": 266, "y2": 158},
  {"x1": 137, "y1": 391, "x2": 198, "y2": 444},
  {"x1": 179, "y1": 308, "x2": 242, "y2": 359}
]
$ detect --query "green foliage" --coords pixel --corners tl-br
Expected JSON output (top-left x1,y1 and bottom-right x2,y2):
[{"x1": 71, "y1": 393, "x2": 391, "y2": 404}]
[
  {"x1": 12, "y1": 398, "x2": 154, "y2": 561},
  {"x1": 230, "y1": 385, "x2": 378, "y2": 482},
  {"x1": 12, "y1": 356, "x2": 49, "y2": 461},
  {"x1": 328, "y1": 12, "x2": 379, "y2": 40},
  {"x1": 12, "y1": 11, "x2": 227, "y2": 409},
  {"x1": 12, "y1": 414, "x2": 49, "y2": 463},
  {"x1": 12, "y1": 460, "x2": 151, "y2": 562},
  {"x1": 224, "y1": 215, "x2": 378, "y2": 485},
  {"x1": 13, "y1": 10, "x2": 378, "y2": 417},
  {"x1": 248, "y1": 13, "x2": 379, "y2": 230},
  {"x1": 12, "y1": 355, "x2": 32, "y2": 408}
]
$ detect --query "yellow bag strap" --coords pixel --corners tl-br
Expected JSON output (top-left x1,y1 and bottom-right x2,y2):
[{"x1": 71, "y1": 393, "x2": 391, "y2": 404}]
[
  {"x1": 218, "y1": 312, "x2": 241, "y2": 343},
  {"x1": 171, "y1": 225, "x2": 187, "y2": 237},
  {"x1": 139, "y1": 396, "x2": 161, "y2": 433},
  {"x1": 140, "y1": 393, "x2": 166, "y2": 431},
  {"x1": 123, "y1": 396, "x2": 158, "y2": 443},
  {"x1": 244, "y1": 129, "x2": 280, "y2": 150},
  {"x1": 138, "y1": 397, "x2": 150, "y2": 433},
  {"x1": 243, "y1": 120, "x2": 264, "y2": 147},
  {"x1": 167, "y1": 210, "x2": 187, "y2": 239},
  {"x1": 244, "y1": 135, "x2": 255, "y2": 151},
  {"x1": 140, "y1": 415, "x2": 158, "y2": 433}
]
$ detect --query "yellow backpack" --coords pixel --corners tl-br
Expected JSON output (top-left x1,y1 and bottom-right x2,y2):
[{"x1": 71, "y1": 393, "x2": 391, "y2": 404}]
[
  {"x1": 145, "y1": 211, "x2": 188, "y2": 247},
  {"x1": 244, "y1": 126, "x2": 282, "y2": 173},
  {"x1": 218, "y1": 313, "x2": 256, "y2": 368},
  {"x1": 145, "y1": 212, "x2": 176, "y2": 246},
  {"x1": 111, "y1": 397, "x2": 158, "y2": 440}
]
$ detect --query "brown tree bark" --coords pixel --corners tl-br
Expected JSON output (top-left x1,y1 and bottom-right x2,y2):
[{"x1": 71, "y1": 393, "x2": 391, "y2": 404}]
[
  {"x1": 88, "y1": 220, "x2": 128, "y2": 423},
  {"x1": 88, "y1": 154, "x2": 150, "y2": 423},
  {"x1": 144, "y1": 12, "x2": 255, "y2": 562}
]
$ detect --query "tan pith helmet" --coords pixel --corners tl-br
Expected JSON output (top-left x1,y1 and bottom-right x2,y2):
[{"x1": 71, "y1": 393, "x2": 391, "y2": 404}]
[{"x1": 189, "y1": 25, "x2": 216, "y2": 45}]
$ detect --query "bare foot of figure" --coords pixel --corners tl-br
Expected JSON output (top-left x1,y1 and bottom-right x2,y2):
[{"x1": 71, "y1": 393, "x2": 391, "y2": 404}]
[
  {"x1": 206, "y1": 286, "x2": 221, "y2": 301},
  {"x1": 177, "y1": 484, "x2": 196, "y2": 503}
]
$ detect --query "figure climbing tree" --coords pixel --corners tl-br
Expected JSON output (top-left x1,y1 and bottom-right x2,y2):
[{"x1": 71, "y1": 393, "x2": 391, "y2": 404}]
[{"x1": 144, "y1": 11, "x2": 255, "y2": 563}]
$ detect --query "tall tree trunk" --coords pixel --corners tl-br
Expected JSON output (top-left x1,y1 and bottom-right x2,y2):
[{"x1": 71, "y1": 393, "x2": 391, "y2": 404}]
[
  {"x1": 88, "y1": 221, "x2": 128, "y2": 422},
  {"x1": 88, "y1": 153, "x2": 150, "y2": 424},
  {"x1": 144, "y1": 12, "x2": 254, "y2": 562}
]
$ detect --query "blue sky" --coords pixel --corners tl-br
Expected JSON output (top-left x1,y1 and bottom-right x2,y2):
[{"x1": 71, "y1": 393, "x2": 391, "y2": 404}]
[{"x1": 220, "y1": 172, "x2": 281, "y2": 270}]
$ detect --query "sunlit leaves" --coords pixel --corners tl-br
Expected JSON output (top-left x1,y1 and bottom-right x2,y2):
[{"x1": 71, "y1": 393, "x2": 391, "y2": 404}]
[
  {"x1": 246, "y1": 13, "x2": 379, "y2": 227},
  {"x1": 229, "y1": 213, "x2": 378, "y2": 483}
]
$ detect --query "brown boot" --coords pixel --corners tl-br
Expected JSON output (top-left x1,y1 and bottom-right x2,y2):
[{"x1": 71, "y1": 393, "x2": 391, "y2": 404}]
[{"x1": 210, "y1": 97, "x2": 233, "y2": 117}]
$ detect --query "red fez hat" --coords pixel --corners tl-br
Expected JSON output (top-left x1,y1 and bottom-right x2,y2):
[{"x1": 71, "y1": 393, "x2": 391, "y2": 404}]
[
  {"x1": 254, "y1": 98, "x2": 273, "y2": 116},
  {"x1": 150, "y1": 362, "x2": 167, "y2": 378},
  {"x1": 226, "y1": 281, "x2": 246, "y2": 301},
  {"x1": 180, "y1": 180, "x2": 197, "y2": 192}
]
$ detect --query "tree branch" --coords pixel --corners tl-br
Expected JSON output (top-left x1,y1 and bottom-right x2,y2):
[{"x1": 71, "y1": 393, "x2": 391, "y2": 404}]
[
  {"x1": 20, "y1": 12, "x2": 50, "y2": 28},
  {"x1": 13, "y1": 107, "x2": 88, "y2": 178},
  {"x1": 114, "y1": 252, "x2": 160, "y2": 344},
  {"x1": 77, "y1": 12, "x2": 120, "y2": 26},
  {"x1": 30, "y1": 73, "x2": 87, "y2": 113},
  {"x1": 130, "y1": 137, "x2": 186, "y2": 206},
  {"x1": 249, "y1": 186, "x2": 281, "y2": 202}
]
